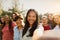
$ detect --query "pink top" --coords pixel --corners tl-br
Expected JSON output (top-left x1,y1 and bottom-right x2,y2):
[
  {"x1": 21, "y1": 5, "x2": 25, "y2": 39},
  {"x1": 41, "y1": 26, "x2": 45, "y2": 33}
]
[{"x1": 2, "y1": 22, "x2": 16, "y2": 40}]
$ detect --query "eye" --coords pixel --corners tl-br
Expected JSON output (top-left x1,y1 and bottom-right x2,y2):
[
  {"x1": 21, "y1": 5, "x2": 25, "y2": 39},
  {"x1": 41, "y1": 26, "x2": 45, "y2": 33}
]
[{"x1": 28, "y1": 15, "x2": 31, "y2": 17}]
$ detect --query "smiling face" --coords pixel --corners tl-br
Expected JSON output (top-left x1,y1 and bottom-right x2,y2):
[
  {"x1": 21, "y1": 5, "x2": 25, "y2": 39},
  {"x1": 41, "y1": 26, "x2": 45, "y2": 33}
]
[
  {"x1": 42, "y1": 17, "x2": 48, "y2": 25},
  {"x1": 27, "y1": 11, "x2": 36, "y2": 27},
  {"x1": 48, "y1": 14, "x2": 53, "y2": 21},
  {"x1": 4, "y1": 15, "x2": 10, "y2": 23},
  {"x1": 16, "y1": 18, "x2": 22, "y2": 27},
  {"x1": 54, "y1": 15, "x2": 60, "y2": 25}
]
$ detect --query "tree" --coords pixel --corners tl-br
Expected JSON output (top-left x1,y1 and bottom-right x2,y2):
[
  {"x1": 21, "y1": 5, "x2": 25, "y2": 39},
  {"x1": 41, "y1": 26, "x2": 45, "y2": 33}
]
[
  {"x1": 1, "y1": 10, "x2": 12, "y2": 17},
  {"x1": 0, "y1": 0, "x2": 2, "y2": 16}
]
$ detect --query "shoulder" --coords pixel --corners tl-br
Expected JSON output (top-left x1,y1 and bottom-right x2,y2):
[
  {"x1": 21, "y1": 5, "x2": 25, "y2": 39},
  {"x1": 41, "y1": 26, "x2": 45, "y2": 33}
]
[
  {"x1": 32, "y1": 25, "x2": 44, "y2": 40},
  {"x1": 12, "y1": 21, "x2": 17, "y2": 27},
  {"x1": 33, "y1": 23, "x2": 44, "y2": 37}
]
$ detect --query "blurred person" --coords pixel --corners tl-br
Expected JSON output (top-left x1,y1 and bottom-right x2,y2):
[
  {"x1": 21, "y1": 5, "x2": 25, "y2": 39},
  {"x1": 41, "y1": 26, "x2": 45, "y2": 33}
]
[
  {"x1": 0, "y1": 17, "x2": 5, "y2": 24},
  {"x1": 12, "y1": 12, "x2": 19, "y2": 21},
  {"x1": 12, "y1": 13, "x2": 16, "y2": 21},
  {"x1": 22, "y1": 9, "x2": 38, "y2": 40},
  {"x1": 53, "y1": 15, "x2": 60, "y2": 30},
  {"x1": 14, "y1": 16, "x2": 23, "y2": 40},
  {"x1": 2, "y1": 15, "x2": 15, "y2": 40},
  {"x1": 47, "y1": 14, "x2": 54, "y2": 29},
  {"x1": 32, "y1": 16, "x2": 51, "y2": 40},
  {"x1": 0, "y1": 17, "x2": 3, "y2": 40},
  {"x1": 0, "y1": 23, "x2": 2, "y2": 40},
  {"x1": 42, "y1": 16, "x2": 50, "y2": 31}
]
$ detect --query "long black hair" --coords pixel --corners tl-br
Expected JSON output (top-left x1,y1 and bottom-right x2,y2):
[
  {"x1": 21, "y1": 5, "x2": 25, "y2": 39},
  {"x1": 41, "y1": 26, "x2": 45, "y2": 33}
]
[{"x1": 22, "y1": 9, "x2": 38, "y2": 37}]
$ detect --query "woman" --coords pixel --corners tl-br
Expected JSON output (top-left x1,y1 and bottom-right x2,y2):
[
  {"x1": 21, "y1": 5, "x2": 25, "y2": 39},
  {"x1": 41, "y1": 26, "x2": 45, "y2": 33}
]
[
  {"x1": 42, "y1": 16, "x2": 50, "y2": 31},
  {"x1": 14, "y1": 16, "x2": 23, "y2": 40},
  {"x1": 2, "y1": 15, "x2": 15, "y2": 40},
  {"x1": 53, "y1": 15, "x2": 60, "y2": 30},
  {"x1": 0, "y1": 17, "x2": 5, "y2": 40},
  {"x1": 32, "y1": 16, "x2": 51, "y2": 40},
  {"x1": 0, "y1": 17, "x2": 2, "y2": 40},
  {"x1": 0, "y1": 17, "x2": 5, "y2": 24},
  {"x1": 47, "y1": 14, "x2": 55, "y2": 29},
  {"x1": 22, "y1": 9, "x2": 38, "y2": 40}
]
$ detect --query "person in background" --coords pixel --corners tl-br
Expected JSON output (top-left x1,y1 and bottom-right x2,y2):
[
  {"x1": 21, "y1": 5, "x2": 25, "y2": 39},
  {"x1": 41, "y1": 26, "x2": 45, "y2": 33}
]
[
  {"x1": 14, "y1": 16, "x2": 23, "y2": 40},
  {"x1": 0, "y1": 17, "x2": 5, "y2": 25},
  {"x1": 53, "y1": 14, "x2": 60, "y2": 30},
  {"x1": 0, "y1": 17, "x2": 3, "y2": 40},
  {"x1": 12, "y1": 12, "x2": 19, "y2": 21},
  {"x1": 12, "y1": 13, "x2": 16, "y2": 21},
  {"x1": 47, "y1": 14, "x2": 55, "y2": 29},
  {"x1": 12, "y1": 12, "x2": 20, "y2": 27},
  {"x1": 0, "y1": 22, "x2": 2, "y2": 40},
  {"x1": 22, "y1": 9, "x2": 38, "y2": 40},
  {"x1": 2, "y1": 15, "x2": 15, "y2": 40},
  {"x1": 42, "y1": 16, "x2": 50, "y2": 31}
]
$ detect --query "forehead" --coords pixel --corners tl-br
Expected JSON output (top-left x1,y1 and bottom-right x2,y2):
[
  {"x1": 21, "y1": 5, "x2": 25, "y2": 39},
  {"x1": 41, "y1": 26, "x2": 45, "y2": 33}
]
[
  {"x1": 54, "y1": 15, "x2": 59, "y2": 18},
  {"x1": 28, "y1": 11, "x2": 36, "y2": 15},
  {"x1": 42, "y1": 17, "x2": 48, "y2": 20},
  {"x1": 5, "y1": 15, "x2": 9, "y2": 18}
]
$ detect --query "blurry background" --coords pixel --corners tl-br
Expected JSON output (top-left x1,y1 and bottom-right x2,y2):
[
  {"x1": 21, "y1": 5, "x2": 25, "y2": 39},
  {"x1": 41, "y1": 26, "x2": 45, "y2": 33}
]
[{"x1": 0, "y1": 0, "x2": 60, "y2": 16}]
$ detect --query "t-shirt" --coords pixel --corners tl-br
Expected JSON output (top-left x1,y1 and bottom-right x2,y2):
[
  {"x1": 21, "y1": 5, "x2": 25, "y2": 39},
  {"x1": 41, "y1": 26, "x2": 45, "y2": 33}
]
[{"x1": 43, "y1": 25, "x2": 50, "y2": 31}]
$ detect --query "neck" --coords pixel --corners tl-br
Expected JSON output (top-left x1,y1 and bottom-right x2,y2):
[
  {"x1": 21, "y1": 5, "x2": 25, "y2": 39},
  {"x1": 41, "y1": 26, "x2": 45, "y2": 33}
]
[
  {"x1": 30, "y1": 24, "x2": 32, "y2": 28},
  {"x1": 17, "y1": 26, "x2": 22, "y2": 32},
  {"x1": 18, "y1": 25, "x2": 22, "y2": 29}
]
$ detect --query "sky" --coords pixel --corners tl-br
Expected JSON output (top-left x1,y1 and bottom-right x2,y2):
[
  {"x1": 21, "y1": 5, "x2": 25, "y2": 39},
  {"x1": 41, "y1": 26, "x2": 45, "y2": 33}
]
[{"x1": 1, "y1": 0, "x2": 60, "y2": 14}]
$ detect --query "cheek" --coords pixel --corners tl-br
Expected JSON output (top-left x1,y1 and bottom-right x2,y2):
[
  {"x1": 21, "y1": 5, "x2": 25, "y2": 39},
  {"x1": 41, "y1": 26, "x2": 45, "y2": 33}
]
[
  {"x1": 20, "y1": 20, "x2": 22, "y2": 24},
  {"x1": 42, "y1": 20, "x2": 47, "y2": 23},
  {"x1": 54, "y1": 19, "x2": 58, "y2": 23},
  {"x1": 33, "y1": 17, "x2": 36, "y2": 21},
  {"x1": 27, "y1": 17, "x2": 30, "y2": 21},
  {"x1": 27, "y1": 17, "x2": 36, "y2": 21},
  {"x1": 27, "y1": 17, "x2": 36, "y2": 24}
]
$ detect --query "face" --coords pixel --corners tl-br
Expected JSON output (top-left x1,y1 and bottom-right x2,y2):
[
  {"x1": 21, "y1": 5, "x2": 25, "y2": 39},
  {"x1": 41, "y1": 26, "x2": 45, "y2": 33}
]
[
  {"x1": 54, "y1": 15, "x2": 60, "y2": 24},
  {"x1": 27, "y1": 11, "x2": 36, "y2": 26},
  {"x1": 13, "y1": 14, "x2": 16, "y2": 19},
  {"x1": 16, "y1": 18, "x2": 22, "y2": 26},
  {"x1": 48, "y1": 14, "x2": 53, "y2": 20},
  {"x1": 1, "y1": 17, "x2": 4, "y2": 23},
  {"x1": 42, "y1": 17, "x2": 48, "y2": 25},
  {"x1": 4, "y1": 15, "x2": 9, "y2": 22}
]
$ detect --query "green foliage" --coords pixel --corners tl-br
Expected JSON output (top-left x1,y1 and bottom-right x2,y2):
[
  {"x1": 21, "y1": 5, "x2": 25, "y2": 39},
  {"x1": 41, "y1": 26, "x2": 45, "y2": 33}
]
[{"x1": 1, "y1": 10, "x2": 12, "y2": 17}]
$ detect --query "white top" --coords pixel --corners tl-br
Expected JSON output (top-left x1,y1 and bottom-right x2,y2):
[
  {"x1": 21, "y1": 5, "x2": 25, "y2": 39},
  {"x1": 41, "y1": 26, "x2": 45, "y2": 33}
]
[
  {"x1": 32, "y1": 23, "x2": 44, "y2": 40},
  {"x1": 53, "y1": 25, "x2": 60, "y2": 30}
]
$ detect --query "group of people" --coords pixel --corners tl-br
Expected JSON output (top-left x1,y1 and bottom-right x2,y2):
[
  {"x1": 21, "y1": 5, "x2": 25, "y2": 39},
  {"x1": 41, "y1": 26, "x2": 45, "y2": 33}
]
[{"x1": 0, "y1": 9, "x2": 60, "y2": 40}]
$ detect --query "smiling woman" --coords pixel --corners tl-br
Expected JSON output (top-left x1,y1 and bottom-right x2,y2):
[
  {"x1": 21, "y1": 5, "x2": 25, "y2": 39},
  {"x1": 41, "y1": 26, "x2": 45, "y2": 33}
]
[{"x1": 22, "y1": 9, "x2": 38, "y2": 40}]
